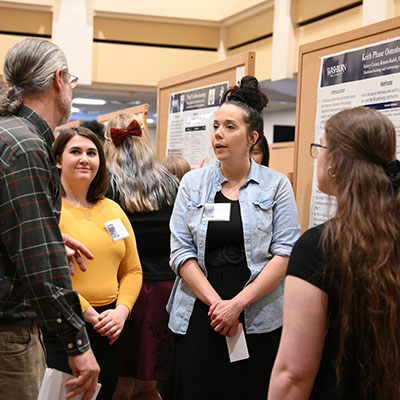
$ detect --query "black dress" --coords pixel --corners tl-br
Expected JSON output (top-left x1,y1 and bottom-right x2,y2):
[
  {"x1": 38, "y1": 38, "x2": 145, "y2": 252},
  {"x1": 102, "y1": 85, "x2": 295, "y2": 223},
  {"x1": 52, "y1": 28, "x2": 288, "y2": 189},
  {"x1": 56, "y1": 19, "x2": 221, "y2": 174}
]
[
  {"x1": 118, "y1": 206, "x2": 175, "y2": 381},
  {"x1": 170, "y1": 192, "x2": 281, "y2": 400},
  {"x1": 106, "y1": 187, "x2": 175, "y2": 383}
]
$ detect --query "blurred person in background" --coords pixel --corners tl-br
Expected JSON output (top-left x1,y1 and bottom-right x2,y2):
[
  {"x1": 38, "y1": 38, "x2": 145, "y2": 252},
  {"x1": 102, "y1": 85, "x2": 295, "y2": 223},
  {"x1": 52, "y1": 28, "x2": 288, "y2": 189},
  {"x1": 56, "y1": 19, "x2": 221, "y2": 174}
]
[
  {"x1": 162, "y1": 155, "x2": 191, "y2": 181},
  {"x1": 250, "y1": 135, "x2": 269, "y2": 167},
  {"x1": 81, "y1": 119, "x2": 106, "y2": 142}
]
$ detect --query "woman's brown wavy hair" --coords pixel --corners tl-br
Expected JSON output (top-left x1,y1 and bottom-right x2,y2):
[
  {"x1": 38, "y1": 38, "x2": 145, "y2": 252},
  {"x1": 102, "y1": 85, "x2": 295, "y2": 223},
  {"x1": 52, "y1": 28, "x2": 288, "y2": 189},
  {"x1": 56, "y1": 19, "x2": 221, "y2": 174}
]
[{"x1": 321, "y1": 107, "x2": 400, "y2": 398}]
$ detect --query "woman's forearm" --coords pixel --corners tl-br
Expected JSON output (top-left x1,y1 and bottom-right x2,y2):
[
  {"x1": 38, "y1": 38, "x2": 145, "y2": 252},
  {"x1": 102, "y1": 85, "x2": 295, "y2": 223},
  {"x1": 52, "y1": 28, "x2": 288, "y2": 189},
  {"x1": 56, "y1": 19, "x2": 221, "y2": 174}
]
[
  {"x1": 84, "y1": 306, "x2": 100, "y2": 326},
  {"x1": 208, "y1": 255, "x2": 288, "y2": 335},
  {"x1": 234, "y1": 255, "x2": 288, "y2": 309},
  {"x1": 268, "y1": 276, "x2": 328, "y2": 399},
  {"x1": 179, "y1": 258, "x2": 221, "y2": 306}
]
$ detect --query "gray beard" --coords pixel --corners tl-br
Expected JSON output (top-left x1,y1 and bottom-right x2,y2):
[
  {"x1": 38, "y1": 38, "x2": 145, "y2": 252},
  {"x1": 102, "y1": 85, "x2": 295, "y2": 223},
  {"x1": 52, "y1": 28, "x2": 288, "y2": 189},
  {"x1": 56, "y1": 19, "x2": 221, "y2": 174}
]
[{"x1": 58, "y1": 91, "x2": 71, "y2": 126}]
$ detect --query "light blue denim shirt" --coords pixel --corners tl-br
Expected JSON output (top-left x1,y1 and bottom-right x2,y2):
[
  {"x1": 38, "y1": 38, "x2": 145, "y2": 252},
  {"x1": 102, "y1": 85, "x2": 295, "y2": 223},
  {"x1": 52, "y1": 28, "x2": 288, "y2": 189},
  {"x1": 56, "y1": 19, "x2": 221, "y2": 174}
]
[{"x1": 167, "y1": 159, "x2": 300, "y2": 334}]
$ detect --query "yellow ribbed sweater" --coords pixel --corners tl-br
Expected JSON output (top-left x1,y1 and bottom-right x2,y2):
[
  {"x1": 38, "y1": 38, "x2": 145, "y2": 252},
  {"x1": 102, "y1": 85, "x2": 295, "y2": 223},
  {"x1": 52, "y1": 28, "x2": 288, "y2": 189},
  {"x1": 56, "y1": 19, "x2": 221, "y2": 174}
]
[{"x1": 60, "y1": 198, "x2": 143, "y2": 312}]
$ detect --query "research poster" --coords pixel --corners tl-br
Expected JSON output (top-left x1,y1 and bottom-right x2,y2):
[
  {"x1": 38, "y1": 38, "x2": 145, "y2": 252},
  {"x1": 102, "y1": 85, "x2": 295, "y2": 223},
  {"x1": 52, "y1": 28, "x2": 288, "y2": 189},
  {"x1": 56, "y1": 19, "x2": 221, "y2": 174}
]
[
  {"x1": 310, "y1": 36, "x2": 400, "y2": 227},
  {"x1": 166, "y1": 82, "x2": 229, "y2": 168}
]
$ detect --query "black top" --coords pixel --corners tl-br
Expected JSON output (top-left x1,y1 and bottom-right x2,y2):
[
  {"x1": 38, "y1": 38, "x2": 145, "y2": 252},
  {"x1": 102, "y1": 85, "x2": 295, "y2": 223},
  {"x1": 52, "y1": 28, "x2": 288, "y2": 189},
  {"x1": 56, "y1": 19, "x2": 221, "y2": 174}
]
[
  {"x1": 107, "y1": 188, "x2": 175, "y2": 281},
  {"x1": 126, "y1": 206, "x2": 175, "y2": 281},
  {"x1": 206, "y1": 191, "x2": 245, "y2": 253},
  {"x1": 204, "y1": 191, "x2": 249, "y2": 301},
  {"x1": 287, "y1": 223, "x2": 365, "y2": 399}
]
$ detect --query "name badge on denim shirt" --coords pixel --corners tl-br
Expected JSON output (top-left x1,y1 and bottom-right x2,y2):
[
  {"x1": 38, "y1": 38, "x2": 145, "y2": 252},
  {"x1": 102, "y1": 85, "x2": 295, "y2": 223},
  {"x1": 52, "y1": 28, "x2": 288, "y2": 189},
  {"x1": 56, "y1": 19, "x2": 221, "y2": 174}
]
[
  {"x1": 202, "y1": 203, "x2": 231, "y2": 222},
  {"x1": 104, "y1": 218, "x2": 130, "y2": 241}
]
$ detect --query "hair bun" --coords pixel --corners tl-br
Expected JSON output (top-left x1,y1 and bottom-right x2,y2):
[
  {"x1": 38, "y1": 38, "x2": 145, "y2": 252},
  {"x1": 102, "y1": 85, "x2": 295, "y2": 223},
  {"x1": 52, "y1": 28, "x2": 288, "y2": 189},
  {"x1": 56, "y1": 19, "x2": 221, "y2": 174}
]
[
  {"x1": 222, "y1": 75, "x2": 269, "y2": 113},
  {"x1": 240, "y1": 75, "x2": 259, "y2": 89}
]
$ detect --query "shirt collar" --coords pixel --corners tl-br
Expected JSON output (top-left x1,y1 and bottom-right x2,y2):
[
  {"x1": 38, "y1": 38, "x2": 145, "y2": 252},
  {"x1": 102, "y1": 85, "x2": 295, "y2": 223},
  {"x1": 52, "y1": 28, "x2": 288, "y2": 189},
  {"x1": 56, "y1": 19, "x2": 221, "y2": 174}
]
[
  {"x1": 17, "y1": 105, "x2": 54, "y2": 148},
  {"x1": 215, "y1": 158, "x2": 261, "y2": 186},
  {"x1": 248, "y1": 158, "x2": 261, "y2": 184}
]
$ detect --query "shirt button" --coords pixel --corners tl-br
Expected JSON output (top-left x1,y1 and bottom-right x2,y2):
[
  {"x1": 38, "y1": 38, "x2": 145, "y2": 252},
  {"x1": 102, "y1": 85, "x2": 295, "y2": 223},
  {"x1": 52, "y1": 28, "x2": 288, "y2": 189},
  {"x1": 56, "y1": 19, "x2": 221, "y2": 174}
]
[
  {"x1": 77, "y1": 339, "x2": 82, "y2": 346},
  {"x1": 56, "y1": 318, "x2": 62, "y2": 324},
  {"x1": 67, "y1": 343, "x2": 73, "y2": 349},
  {"x1": 199, "y1": 243, "x2": 203, "y2": 248}
]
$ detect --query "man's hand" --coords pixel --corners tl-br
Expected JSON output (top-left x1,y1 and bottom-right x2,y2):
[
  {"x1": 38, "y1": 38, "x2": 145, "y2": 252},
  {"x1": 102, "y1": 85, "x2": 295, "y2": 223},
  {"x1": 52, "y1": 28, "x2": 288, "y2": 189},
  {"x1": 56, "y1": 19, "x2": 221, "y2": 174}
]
[
  {"x1": 62, "y1": 233, "x2": 94, "y2": 275},
  {"x1": 66, "y1": 349, "x2": 100, "y2": 400}
]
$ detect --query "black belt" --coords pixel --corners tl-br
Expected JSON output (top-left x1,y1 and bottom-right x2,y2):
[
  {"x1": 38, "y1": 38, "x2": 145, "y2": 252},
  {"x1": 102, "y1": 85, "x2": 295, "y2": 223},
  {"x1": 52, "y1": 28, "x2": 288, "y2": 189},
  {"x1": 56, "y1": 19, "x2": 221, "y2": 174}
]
[
  {"x1": 206, "y1": 245, "x2": 245, "y2": 267},
  {"x1": 0, "y1": 318, "x2": 36, "y2": 326}
]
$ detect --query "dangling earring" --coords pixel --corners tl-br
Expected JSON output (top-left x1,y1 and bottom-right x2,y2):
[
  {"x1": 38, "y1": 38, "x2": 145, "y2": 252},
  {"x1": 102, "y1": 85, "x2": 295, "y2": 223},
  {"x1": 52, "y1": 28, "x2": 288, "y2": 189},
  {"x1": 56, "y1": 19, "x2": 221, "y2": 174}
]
[{"x1": 327, "y1": 166, "x2": 336, "y2": 178}]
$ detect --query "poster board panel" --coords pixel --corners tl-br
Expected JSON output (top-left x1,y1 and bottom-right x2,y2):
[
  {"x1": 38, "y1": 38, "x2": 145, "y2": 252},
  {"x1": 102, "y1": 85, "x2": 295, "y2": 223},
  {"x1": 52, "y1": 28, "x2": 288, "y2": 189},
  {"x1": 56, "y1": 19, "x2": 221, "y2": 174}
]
[
  {"x1": 97, "y1": 104, "x2": 149, "y2": 125},
  {"x1": 56, "y1": 105, "x2": 149, "y2": 140},
  {"x1": 55, "y1": 119, "x2": 82, "y2": 134},
  {"x1": 269, "y1": 142, "x2": 294, "y2": 180},
  {"x1": 295, "y1": 16, "x2": 400, "y2": 231},
  {"x1": 156, "y1": 52, "x2": 255, "y2": 160}
]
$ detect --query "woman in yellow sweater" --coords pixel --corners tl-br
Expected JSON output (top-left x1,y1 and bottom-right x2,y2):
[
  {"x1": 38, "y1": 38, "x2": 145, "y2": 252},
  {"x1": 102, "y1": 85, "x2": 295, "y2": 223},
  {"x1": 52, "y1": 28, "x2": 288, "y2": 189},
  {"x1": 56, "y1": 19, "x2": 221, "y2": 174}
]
[{"x1": 43, "y1": 127, "x2": 142, "y2": 400}]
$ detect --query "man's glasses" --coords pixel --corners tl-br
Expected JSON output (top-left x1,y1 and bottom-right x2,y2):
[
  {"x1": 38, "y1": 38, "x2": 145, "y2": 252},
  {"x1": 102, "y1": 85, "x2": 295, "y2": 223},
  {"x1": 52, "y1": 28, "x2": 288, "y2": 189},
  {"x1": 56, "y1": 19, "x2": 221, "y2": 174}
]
[
  {"x1": 54, "y1": 68, "x2": 79, "y2": 89},
  {"x1": 67, "y1": 73, "x2": 79, "y2": 89},
  {"x1": 310, "y1": 143, "x2": 327, "y2": 159}
]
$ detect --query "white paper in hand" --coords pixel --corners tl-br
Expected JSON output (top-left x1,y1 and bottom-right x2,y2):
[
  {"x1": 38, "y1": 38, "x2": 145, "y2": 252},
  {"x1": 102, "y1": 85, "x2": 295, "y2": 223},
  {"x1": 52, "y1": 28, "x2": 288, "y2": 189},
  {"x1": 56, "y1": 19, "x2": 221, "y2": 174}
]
[
  {"x1": 38, "y1": 368, "x2": 101, "y2": 400},
  {"x1": 225, "y1": 323, "x2": 250, "y2": 363}
]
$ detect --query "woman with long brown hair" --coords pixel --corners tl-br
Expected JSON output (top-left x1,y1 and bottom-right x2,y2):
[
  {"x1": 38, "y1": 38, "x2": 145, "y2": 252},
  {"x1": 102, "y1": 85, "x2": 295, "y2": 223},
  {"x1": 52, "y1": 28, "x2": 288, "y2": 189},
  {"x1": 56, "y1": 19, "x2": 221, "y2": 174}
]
[{"x1": 269, "y1": 106, "x2": 400, "y2": 399}]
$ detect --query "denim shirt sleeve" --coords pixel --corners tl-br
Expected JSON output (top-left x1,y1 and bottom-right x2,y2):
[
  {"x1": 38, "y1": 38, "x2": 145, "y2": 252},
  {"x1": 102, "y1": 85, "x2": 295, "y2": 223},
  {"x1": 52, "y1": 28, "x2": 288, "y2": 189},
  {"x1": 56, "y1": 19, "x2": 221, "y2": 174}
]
[
  {"x1": 169, "y1": 172, "x2": 200, "y2": 274},
  {"x1": 270, "y1": 176, "x2": 300, "y2": 256}
]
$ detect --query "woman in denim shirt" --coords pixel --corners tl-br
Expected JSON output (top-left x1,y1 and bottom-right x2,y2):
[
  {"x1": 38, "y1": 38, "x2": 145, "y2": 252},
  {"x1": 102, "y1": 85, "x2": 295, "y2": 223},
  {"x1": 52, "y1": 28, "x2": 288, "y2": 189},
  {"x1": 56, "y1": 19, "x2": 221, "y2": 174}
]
[{"x1": 167, "y1": 76, "x2": 300, "y2": 400}]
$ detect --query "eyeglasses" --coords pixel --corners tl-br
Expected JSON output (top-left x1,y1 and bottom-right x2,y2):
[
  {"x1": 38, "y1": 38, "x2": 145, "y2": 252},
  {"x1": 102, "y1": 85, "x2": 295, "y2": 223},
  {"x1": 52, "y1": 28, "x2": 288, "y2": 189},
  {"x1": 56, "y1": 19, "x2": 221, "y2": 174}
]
[
  {"x1": 54, "y1": 68, "x2": 79, "y2": 89},
  {"x1": 310, "y1": 143, "x2": 327, "y2": 159},
  {"x1": 67, "y1": 72, "x2": 79, "y2": 89}
]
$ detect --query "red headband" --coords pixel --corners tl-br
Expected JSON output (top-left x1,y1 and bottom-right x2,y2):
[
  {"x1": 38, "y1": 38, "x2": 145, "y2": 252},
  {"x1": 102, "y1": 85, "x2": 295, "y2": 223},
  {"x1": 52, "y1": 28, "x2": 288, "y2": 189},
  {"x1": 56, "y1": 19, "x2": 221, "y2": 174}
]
[{"x1": 110, "y1": 119, "x2": 142, "y2": 147}]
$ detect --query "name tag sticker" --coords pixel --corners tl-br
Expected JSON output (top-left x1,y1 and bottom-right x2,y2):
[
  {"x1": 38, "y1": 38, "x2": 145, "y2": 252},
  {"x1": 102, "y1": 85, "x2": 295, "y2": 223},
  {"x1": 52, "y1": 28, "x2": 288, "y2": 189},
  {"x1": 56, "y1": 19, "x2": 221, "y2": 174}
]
[
  {"x1": 202, "y1": 203, "x2": 231, "y2": 222},
  {"x1": 226, "y1": 323, "x2": 249, "y2": 363},
  {"x1": 104, "y1": 218, "x2": 130, "y2": 241}
]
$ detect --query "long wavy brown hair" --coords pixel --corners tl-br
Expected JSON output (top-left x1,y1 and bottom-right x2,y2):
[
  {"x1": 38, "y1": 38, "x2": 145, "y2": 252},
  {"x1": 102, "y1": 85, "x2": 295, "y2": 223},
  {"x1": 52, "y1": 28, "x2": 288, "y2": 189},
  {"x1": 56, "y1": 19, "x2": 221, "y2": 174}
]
[{"x1": 321, "y1": 107, "x2": 400, "y2": 399}]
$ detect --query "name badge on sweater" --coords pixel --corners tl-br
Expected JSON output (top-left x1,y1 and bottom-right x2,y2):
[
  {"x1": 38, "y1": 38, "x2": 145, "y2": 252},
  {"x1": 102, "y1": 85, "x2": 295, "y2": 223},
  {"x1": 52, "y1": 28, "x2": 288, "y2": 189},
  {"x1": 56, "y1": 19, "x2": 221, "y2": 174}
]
[
  {"x1": 202, "y1": 203, "x2": 231, "y2": 222},
  {"x1": 104, "y1": 218, "x2": 130, "y2": 241}
]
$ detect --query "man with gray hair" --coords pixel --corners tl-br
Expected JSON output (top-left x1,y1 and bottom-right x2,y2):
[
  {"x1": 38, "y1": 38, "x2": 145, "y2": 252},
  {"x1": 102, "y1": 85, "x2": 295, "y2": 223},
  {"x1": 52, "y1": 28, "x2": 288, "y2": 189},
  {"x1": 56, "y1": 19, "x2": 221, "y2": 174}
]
[{"x1": 0, "y1": 38, "x2": 99, "y2": 400}]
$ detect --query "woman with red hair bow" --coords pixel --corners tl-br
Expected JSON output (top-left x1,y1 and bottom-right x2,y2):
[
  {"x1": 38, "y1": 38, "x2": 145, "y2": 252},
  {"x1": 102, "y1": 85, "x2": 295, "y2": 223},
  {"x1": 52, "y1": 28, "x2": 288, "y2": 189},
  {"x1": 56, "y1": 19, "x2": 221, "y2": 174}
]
[{"x1": 105, "y1": 113, "x2": 179, "y2": 400}]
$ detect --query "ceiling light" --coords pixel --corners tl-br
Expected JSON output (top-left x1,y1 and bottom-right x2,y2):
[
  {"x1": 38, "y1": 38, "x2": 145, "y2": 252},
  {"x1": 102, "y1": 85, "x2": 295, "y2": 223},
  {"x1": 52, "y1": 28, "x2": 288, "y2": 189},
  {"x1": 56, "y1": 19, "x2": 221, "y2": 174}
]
[
  {"x1": 71, "y1": 106, "x2": 80, "y2": 113},
  {"x1": 147, "y1": 118, "x2": 154, "y2": 124},
  {"x1": 72, "y1": 98, "x2": 106, "y2": 106}
]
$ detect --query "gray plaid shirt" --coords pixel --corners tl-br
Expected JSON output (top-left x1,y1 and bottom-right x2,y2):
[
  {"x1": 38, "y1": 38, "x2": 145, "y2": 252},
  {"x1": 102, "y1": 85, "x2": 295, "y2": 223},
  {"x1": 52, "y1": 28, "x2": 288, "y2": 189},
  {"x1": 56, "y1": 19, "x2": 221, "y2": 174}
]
[{"x1": 0, "y1": 106, "x2": 89, "y2": 356}]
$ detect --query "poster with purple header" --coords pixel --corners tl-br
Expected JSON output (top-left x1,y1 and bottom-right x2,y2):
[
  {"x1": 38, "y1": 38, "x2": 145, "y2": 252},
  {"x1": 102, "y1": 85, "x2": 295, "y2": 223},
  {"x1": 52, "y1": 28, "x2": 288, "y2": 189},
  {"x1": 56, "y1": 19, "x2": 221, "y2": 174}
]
[
  {"x1": 310, "y1": 36, "x2": 400, "y2": 227},
  {"x1": 166, "y1": 82, "x2": 229, "y2": 168}
]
